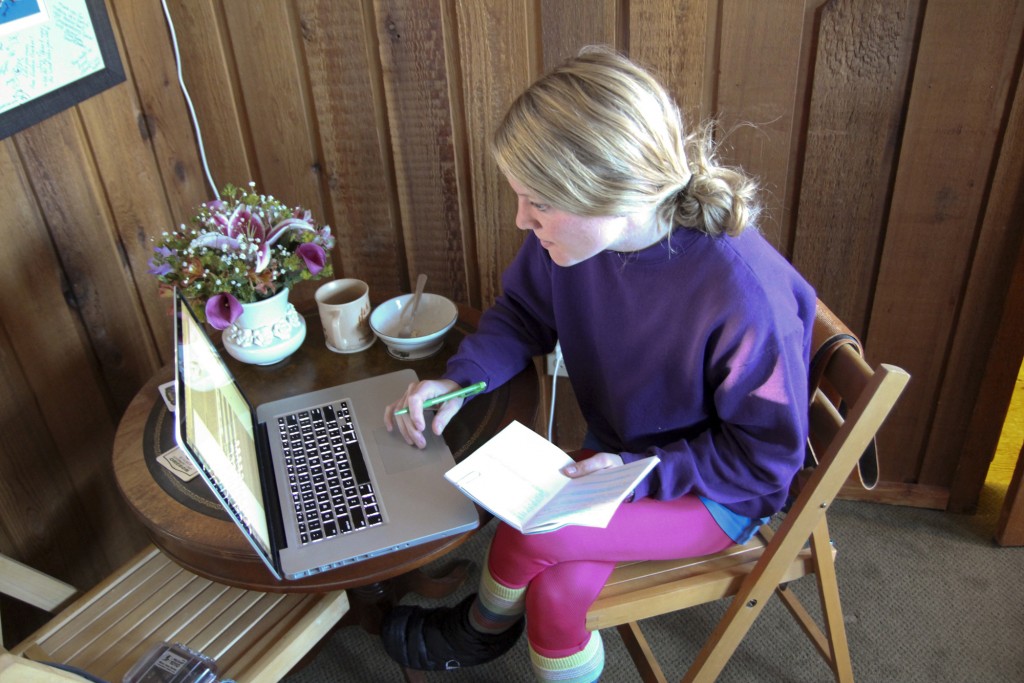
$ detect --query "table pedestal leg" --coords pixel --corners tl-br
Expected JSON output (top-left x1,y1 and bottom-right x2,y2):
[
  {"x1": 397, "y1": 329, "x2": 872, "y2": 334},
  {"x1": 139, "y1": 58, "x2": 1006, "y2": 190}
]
[{"x1": 337, "y1": 557, "x2": 473, "y2": 633}]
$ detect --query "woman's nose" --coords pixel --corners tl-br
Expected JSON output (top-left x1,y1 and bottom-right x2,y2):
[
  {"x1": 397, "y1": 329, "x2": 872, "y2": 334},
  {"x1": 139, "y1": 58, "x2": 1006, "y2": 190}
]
[{"x1": 516, "y1": 204, "x2": 536, "y2": 231}]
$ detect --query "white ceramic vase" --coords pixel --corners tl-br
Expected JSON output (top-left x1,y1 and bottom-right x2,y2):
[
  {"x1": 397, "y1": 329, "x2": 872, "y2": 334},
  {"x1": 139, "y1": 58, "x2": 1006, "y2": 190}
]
[{"x1": 222, "y1": 288, "x2": 306, "y2": 365}]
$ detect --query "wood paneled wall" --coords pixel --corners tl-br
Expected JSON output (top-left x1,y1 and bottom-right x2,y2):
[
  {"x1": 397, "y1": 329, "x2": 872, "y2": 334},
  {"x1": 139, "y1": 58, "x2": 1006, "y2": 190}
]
[{"x1": 1, "y1": 0, "x2": 1022, "y2": 602}]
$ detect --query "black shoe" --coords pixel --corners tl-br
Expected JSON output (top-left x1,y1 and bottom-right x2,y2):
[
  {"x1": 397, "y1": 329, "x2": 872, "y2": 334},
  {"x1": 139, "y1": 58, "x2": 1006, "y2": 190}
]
[{"x1": 381, "y1": 594, "x2": 524, "y2": 671}]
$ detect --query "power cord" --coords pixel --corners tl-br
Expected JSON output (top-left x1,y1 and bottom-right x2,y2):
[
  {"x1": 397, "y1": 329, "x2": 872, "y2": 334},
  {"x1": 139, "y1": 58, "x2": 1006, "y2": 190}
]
[
  {"x1": 160, "y1": 0, "x2": 218, "y2": 196},
  {"x1": 547, "y1": 341, "x2": 563, "y2": 441}
]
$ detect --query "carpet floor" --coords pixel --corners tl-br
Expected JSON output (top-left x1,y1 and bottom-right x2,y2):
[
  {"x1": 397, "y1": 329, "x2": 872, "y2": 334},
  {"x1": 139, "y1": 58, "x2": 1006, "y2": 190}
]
[{"x1": 284, "y1": 497, "x2": 1024, "y2": 682}]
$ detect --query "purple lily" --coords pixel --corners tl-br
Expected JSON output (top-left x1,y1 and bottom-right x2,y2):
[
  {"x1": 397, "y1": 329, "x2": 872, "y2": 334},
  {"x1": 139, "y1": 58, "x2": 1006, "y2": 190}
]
[
  {"x1": 147, "y1": 259, "x2": 172, "y2": 276},
  {"x1": 147, "y1": 245, "x2": 176, "y2": 276},
  {"x1": 296, "y1": 242, "x2": 327, "y2": 275},
  {"x1": 205, "y1": 292, "x2": 243, "y2": 330}
]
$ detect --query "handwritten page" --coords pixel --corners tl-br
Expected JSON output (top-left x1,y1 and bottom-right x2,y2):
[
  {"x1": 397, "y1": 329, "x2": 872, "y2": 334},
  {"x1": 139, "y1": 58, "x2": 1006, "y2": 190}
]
[
  {"x1": 445, "y1": 421, "x2": 658, "y2": 534},
  {"x1": 1, "y1": 0, "x2": 105, "y2": 115}
]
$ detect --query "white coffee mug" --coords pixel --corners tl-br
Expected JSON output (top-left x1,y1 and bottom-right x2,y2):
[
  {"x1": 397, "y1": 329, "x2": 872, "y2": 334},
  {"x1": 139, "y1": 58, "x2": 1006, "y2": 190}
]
[{"x1": 315, "y1": 279, "x2": 375, "y2": 353}]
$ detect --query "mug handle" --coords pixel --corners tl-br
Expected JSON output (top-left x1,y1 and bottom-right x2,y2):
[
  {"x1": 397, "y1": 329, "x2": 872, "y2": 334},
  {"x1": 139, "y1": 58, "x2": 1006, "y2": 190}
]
[{"x1": 330, "y1": 312, "x2": 345, "y2": 349}]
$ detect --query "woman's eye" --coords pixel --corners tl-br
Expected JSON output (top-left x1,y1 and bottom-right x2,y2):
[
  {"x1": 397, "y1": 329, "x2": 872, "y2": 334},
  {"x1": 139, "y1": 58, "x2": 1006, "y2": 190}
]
[{"x1": 531, "y1": 202, "x2": 550, "y2": 212}]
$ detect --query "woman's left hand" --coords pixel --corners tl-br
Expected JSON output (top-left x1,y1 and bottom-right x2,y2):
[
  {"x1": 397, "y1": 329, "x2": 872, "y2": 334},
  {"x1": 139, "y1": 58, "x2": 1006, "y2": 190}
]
[{"x1": 560, "y1": 451, "x2": 623, "y2": 477}]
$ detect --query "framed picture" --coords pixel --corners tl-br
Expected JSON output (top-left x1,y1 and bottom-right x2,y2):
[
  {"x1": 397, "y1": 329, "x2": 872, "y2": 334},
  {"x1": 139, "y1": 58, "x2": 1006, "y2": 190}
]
[{"x1": 0, "y1": 0, "x2": 125, "y2": 139}]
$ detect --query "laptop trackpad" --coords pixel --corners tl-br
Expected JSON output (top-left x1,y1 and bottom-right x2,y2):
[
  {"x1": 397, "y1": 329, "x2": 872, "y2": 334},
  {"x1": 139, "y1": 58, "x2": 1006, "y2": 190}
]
[{"x1": 374, "y1": 427, "x2": 442, "y2": 474}]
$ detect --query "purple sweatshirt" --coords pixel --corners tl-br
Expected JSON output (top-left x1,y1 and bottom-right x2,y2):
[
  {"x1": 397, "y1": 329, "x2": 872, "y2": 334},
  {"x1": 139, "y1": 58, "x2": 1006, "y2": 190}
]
[{"x1": 444, "y1": 228, "x2": 816, "y2": 518}]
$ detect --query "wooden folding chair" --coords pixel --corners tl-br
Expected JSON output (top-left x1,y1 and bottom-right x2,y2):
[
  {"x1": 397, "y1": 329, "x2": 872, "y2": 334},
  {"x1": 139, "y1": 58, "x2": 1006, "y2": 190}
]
[
  {"x1": 1, "y1": 545, "x2": 349, "y2": 683},
  {"x1": 586, "y1": 301, "x2": 910, "y2": 682}
]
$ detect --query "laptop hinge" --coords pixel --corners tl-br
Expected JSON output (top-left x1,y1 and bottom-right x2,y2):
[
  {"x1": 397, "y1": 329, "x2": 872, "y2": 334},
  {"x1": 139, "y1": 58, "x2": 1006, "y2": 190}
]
[{"x1": 258, "y1": 419, "x2": 289, "y2": 560}]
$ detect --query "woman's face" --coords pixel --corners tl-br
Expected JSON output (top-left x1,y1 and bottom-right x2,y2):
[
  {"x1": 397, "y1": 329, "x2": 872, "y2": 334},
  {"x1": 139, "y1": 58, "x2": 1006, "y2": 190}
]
[{"x1": 506, "y1": 175, "x2": 636, "y2": 267}]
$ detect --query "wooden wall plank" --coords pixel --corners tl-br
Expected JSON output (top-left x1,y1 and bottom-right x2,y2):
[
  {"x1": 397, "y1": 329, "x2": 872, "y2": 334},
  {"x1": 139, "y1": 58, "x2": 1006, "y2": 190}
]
[
  {"x1": 455, "y1": 0, "x2": 536, "y2": 309},
  {"x1": 374, "y1": 0, "x2": 470, "y2": 303},
  {"x1": 15, "y1": 113, "x2": 159, "y2": 412},
  {"x1": 540, "y1": 0, "x2": 622, "y2": 69},
  {"x1": 937, "y1": 51, "x2": 1024, "y2": 506},
  {"x1": 951, "y1": 228, "x2": 1024, "y2": 514},
  {"x1": 0, "y1": 326, "x2": 108, "y2": 588},
  {"x1": 790, "y1": 0, "x2": 919, "y2": 330},
  {"x1": 222, "y1": 0, "x2": 325, "y2": 217},
  {"x1": 866, "y1": 0, "x2": 1023, "y2": 485},
  {"x1": 297, "y1": 0, "x2": 405, "y2": 298},
  {"x1": 716, "y1": 0, "x2": 821, "y2": 255},
  {"x1": 996, "y1": 439, "x2": 1024, "y2": 545},
  {"x1": 164, "y1": 0, "x2": 255, "y2": 192},
  {"x1": 443, "y1": 0, "x2": 479, "y2": 308},
  {"x1": 107, "y1": 0, "x2": 217, "y2": 350},
  {"x1": 77, "y1": 16, "x2": 176, "y2": 366},
  {"x1": 0, "y1": 325, "x2": 97, "y2": 648},
  {"x1": 109, "y1": 0, "x2": 209, "y2": 227},
  {"x1": 0, "y1": 140, "x2": 148, "y2": 578},
  {"x1": 629, "y1": 0, "x2": 712, "y2": 123}
]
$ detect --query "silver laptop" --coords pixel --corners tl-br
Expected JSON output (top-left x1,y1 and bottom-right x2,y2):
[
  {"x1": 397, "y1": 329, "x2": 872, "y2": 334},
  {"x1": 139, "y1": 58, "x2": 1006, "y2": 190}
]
[{"x1": 173, "y1": 290, "x2": 479, "y2": 580}]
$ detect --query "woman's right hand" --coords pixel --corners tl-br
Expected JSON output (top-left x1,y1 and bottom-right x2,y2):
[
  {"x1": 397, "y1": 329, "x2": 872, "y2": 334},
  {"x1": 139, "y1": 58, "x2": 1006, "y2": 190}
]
[{"x1": 384, "y1": 378, "x2": 462, "y2": 449}]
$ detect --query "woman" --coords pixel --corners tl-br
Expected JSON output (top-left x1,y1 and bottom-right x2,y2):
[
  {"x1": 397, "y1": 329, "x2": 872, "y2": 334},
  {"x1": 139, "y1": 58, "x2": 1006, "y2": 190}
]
[{"x1": 382, "y1": 47, "x2": 816, "y2": 682}]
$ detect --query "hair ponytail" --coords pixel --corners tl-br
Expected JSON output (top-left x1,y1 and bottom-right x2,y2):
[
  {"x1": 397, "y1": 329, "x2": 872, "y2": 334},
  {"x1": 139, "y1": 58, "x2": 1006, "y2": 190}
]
[{"x1": 660, "y1": 123, "x2": 759, "y2": 237}]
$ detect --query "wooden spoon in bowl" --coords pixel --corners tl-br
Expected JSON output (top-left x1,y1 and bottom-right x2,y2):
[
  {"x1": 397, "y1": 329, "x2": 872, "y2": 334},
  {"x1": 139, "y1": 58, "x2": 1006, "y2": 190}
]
[{"x1": 398, "y1": 273, "x2": 428, "y2": 338}]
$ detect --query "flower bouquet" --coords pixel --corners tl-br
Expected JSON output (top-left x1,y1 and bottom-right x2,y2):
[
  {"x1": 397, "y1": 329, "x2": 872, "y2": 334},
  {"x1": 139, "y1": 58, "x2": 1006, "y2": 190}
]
[{"x1": 148, "y1": 182, "x2": 335, "y2": 330}]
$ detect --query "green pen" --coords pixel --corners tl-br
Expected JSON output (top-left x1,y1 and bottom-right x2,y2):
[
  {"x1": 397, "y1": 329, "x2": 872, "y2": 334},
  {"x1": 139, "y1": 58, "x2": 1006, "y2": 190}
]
[{"x1": 393, "y1": 381, "x2": 487, "y2": 416}]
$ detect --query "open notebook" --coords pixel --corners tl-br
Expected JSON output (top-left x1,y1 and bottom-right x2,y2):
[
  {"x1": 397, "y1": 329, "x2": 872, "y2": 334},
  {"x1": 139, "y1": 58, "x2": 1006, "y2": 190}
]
[{"x1": 173, "y1": 290, "x2": 478, "y2": 580}]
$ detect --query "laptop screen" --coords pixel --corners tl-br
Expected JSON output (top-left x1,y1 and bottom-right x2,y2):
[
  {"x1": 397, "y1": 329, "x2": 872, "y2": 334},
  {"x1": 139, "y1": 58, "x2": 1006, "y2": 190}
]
[{"x1": 174, "y1": 291, "x2": 273, "y2": 562}]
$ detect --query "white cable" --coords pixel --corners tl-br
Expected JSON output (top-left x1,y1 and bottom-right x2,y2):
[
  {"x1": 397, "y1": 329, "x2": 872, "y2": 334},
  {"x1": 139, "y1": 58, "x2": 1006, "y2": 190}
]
[
  {"x1": 161, "y1": 0, "x2": 218, "y2": 197},
  {"x1": 547, "y1": 342, "x2": 563, "y2": 441}
]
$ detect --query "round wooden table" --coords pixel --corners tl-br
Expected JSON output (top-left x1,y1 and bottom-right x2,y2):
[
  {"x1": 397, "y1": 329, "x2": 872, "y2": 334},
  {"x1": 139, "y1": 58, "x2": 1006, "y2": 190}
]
[{"x1": 113, "y1": 304, "x2": 538, "y2": 629}]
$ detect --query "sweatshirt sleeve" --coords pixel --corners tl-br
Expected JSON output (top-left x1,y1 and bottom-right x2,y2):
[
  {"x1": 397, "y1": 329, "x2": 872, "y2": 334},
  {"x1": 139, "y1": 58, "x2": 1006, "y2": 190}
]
[{"x1": 444, "y1": 235, "x2": 559, "y2": 391}]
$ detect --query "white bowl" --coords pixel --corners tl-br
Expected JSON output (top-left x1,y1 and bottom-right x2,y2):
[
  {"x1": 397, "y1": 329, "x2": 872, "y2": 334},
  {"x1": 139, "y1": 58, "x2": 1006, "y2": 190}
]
[{"x1": 369, "y1": 293, "x2": 458, "y2": 360}]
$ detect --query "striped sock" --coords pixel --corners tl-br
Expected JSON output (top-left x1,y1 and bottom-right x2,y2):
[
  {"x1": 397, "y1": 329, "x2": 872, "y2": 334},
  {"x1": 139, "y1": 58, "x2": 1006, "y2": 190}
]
[
  {"x1": 529, "y1": 631, "x2": 604, "y2": 682},
  {"x1": 469, "y1": 557, "x2": 526, "y2": 635}
]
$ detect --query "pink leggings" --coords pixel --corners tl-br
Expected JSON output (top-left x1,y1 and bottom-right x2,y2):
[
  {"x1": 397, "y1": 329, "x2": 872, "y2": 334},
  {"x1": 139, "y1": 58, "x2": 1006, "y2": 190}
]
[{"x1": 486, "y1": 494, "x2": 733, "y2": 658}]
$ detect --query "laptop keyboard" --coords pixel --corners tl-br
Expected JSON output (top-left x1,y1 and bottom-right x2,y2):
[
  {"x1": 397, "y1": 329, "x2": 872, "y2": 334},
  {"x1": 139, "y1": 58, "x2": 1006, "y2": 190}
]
[{"x1": 278, "y1": 400, "x2": 383, "y2": 545}]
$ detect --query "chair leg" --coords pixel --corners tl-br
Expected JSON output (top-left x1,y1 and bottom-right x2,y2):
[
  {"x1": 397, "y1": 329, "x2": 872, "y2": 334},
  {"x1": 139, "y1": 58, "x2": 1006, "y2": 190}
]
[
  {"x1": 615, "y1": 622, "x2": 669, "y2": 683},
  {"x1": 808, "y1": 517, "x2": 854, "y2": 682},
  {"x1": 683, "y1": 600, "x2": 762, "y2": 683},
  {"x1": 774, "y1": 517, "x2": 854, "y2": 682},
  {"x1": 683, "y1": 524, "x2": 823, "y2": 682}
]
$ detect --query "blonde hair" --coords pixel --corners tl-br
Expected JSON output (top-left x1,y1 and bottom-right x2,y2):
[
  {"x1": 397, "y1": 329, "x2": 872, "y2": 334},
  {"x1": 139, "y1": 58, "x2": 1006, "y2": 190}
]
[{"x1": 491, "y1": 47, "x2": 758, "y2": 237}]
